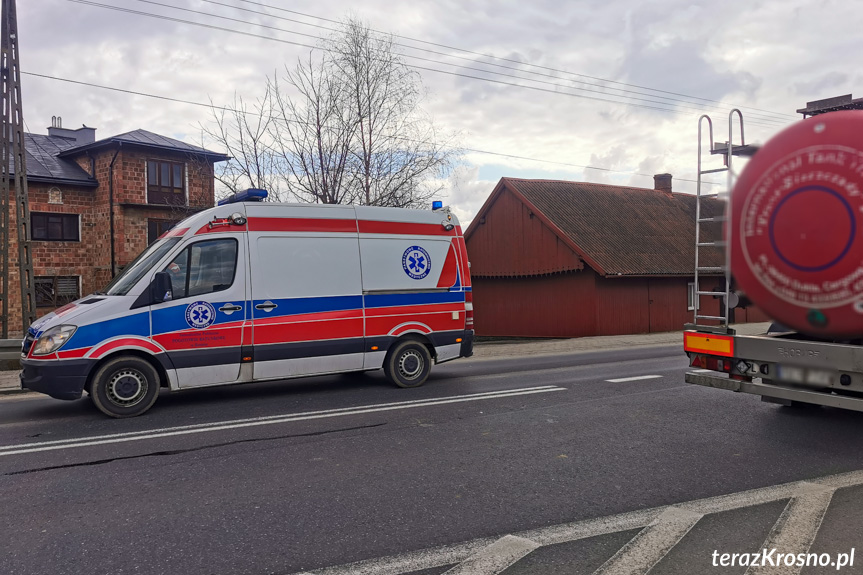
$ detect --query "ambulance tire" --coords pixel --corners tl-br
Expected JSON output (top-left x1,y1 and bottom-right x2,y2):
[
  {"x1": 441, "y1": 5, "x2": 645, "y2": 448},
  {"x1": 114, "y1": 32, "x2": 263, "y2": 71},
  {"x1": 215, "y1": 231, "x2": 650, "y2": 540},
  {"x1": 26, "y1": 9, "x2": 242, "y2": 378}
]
[
  {"x1": 384, "y1": 340, "x2": 432, "y2": 388},
  {"x1": 90, "y1": 355, "x2": 161, "y2": 418}
]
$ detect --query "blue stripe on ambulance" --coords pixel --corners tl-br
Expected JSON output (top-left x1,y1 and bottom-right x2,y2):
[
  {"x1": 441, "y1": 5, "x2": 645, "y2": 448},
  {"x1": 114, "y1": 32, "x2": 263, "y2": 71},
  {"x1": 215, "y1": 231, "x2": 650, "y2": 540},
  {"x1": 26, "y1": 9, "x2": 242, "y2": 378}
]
[
  {"x1": 64, "y1": 312, "x2": 150, "y2": 349},
  {"x1": 364, "y1": 291, "x2": 465, "y2": 308},
  {"x1": 151, "y1": 302, "x2": 249, "y2": 335},
  {"x1": 249, "y1": 295, "x2": 364, "y2": 320}
]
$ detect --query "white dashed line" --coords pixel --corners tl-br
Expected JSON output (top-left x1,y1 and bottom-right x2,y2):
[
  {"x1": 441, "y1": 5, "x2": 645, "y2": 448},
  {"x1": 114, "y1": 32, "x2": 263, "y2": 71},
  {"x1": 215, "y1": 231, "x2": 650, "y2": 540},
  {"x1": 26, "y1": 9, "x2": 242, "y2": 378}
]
[
  {"x1": 606, "y1": 375, "x2": 664, "y2": 383},
  {"x1": 0, "y1": 386, "x2": 565, "y2": 457}
]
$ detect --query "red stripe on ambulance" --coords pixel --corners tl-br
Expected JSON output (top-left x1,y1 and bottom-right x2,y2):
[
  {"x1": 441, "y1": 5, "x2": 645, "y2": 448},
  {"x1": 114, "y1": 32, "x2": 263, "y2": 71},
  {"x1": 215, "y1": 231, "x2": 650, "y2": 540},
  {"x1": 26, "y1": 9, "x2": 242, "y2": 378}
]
[
  {"x1": 89, "y1": 338, "x2": 164, "y2": 359},
  {"x1": 253, "y1": 318, "x2": 364, "y2": 345},
  {"x1": 357, "y1": 220, "x2": 457, "y2": 236},
  {"x1": 247, "y1": 217, "x2": 357, "y2": 233},
  {"x1": 436, "y1": 244, "x2": 459, "y2": 288}
]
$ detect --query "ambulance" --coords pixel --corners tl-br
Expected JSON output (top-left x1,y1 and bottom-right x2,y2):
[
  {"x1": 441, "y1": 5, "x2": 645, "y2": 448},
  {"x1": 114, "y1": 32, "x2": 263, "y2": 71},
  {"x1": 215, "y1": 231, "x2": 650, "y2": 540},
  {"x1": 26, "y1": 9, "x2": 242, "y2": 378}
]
[{"x1": 19, "y1": 190, "x2": 474, "y2": 417}]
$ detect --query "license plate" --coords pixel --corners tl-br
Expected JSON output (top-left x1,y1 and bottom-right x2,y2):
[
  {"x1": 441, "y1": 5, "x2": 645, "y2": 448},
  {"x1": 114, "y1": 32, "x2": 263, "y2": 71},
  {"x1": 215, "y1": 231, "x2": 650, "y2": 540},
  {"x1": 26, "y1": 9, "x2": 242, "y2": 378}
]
[{"x1": 776, "y1": 365, "x2": 834, "y2": 386}]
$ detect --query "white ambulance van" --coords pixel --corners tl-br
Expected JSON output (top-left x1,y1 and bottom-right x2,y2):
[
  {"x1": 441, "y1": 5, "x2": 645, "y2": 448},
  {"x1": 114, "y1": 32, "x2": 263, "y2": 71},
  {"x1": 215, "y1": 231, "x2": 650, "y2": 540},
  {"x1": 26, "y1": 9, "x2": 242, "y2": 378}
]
[{"x1": 20, "y1": 190, "x2": 474, "y2": 417}]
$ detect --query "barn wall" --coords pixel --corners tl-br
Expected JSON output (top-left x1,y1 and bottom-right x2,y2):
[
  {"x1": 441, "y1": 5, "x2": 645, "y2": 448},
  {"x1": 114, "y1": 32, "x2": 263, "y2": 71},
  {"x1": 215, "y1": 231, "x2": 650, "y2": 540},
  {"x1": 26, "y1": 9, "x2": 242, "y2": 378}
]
[
  {"x1": 594, "y1": 277, "x2": 650, "y2": 335},
  {"x1": 647, "y1": 278, "x2": 690, "y2": 333},
  {"x1": 472, "y1": 270, "x2": 597, "y2": 337},
  {"x1": 466, "y1": 187, "x2": 583, "y2": 277},
  {"x1": 593, "y1": 276, "x2": 725, "y2": 336}
]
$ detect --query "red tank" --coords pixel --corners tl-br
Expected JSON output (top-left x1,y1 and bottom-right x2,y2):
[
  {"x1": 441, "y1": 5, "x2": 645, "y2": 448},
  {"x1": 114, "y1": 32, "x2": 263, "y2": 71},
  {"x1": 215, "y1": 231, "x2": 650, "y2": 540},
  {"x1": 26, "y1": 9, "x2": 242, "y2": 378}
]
[{"x1": 730, "y1": 110, "x2": 863, "y2": 337}]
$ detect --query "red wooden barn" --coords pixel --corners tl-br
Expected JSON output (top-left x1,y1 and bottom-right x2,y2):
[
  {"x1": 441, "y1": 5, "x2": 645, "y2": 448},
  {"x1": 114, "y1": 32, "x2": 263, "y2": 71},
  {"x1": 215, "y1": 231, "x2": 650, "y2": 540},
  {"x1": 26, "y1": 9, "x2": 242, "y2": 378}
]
[{"x1": 464, "y1": 175, "x2": 769, "y2": 337}]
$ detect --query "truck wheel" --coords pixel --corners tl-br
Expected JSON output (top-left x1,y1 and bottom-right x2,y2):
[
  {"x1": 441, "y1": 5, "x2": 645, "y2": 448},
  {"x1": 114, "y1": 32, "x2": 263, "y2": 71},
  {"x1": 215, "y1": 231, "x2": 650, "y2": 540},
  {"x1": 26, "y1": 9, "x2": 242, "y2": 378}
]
[
  {"x1": 90, "y1": 356, "x2": 160, "y2": 418},
  {"x1": 384, "y1": 340, "x2": 432, "y2": 388}
]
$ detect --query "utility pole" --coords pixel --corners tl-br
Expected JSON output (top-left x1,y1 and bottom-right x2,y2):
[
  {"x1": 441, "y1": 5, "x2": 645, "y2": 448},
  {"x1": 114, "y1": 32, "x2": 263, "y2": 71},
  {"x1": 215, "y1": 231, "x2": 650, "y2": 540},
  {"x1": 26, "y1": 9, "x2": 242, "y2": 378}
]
[{"x1": 0, "y1": 0, "x2": 35, "y2": 337}]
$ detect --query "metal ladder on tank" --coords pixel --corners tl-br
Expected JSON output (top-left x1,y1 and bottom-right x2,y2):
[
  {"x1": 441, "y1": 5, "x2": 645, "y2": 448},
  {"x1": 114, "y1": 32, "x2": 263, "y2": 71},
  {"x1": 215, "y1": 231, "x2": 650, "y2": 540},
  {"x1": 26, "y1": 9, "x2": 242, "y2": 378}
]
[{"x1": 691, "y1": 110, "x2": 758, "y2": 334}]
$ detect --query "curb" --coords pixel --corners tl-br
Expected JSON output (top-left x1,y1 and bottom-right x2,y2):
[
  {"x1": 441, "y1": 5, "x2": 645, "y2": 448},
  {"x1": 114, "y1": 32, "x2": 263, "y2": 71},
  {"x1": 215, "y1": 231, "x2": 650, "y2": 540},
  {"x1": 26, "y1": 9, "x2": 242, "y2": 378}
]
[{"x1": 468, "y1": 341, "x2": 680, "y2": 362}]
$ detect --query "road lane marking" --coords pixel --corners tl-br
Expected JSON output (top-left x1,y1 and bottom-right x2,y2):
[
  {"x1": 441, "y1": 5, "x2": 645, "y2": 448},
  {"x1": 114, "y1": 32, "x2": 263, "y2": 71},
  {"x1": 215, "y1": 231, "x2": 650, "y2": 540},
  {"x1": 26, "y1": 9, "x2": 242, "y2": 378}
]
[
  {"x1": 287, "y1": 469, "x2": 863, "y2": 575},
  {"x1": 605, "y1": 375, "x2": 663, "y2": 383},
  {"x1": 0, "y1": 386, "x2": 561, "y2": 451},
  {"x1": 0, "y1": 386, "x2": 566, "y2": 457},
  {"x1": 592, "y1": 507, "x2": 702, "y2": 575},
  {"x1": 745, "y1": 485, "x2": 835, "y2": 575},
  {"x1": 442, "y1": 535, "x2": 539, "y2": 574}
]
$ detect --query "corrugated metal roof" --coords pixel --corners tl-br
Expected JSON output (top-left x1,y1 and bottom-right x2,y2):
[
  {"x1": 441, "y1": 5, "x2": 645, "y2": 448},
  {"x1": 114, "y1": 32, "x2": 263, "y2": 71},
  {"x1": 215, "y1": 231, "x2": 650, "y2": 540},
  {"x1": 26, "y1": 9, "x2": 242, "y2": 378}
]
[
  {"x1": 57, "y1": 129, "x2": 229, "y2": 161},
  {"x1": 16, "y1": 134, "x2": 96, "y2": 186},
  {"x1": 487, "y1": 178, "x2": 724, "y2": 277}
]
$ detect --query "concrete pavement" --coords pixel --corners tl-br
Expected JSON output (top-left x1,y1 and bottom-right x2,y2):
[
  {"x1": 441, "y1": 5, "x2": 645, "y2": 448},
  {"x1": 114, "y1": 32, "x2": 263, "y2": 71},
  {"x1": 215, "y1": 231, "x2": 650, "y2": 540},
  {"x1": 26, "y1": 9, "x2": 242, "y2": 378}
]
[{"x1": 0, "y1": 323, "x2": 771, "y2": 395}]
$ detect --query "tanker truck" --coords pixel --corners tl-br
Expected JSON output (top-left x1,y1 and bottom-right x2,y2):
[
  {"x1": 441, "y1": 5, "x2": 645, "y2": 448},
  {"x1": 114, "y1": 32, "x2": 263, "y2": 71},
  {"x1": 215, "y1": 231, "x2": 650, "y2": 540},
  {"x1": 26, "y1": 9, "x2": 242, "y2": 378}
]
[{"x1": 683, "y1": 104, "x2": 863, "y2": 411}]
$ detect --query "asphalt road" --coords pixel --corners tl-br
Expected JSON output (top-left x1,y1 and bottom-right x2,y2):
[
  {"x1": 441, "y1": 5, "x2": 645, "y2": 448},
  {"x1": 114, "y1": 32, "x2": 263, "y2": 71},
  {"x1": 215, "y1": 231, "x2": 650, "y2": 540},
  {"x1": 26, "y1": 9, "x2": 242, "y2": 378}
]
[{"x1": 3, "y1": 345, "x2": 863, "y2": 574}]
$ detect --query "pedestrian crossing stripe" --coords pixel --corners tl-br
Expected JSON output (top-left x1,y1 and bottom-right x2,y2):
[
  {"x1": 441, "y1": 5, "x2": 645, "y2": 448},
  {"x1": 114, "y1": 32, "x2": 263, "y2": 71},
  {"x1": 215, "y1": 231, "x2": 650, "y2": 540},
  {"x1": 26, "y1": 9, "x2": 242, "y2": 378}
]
[{"x1": 288, "y1": 469, "x2": 863, "y2": 575}]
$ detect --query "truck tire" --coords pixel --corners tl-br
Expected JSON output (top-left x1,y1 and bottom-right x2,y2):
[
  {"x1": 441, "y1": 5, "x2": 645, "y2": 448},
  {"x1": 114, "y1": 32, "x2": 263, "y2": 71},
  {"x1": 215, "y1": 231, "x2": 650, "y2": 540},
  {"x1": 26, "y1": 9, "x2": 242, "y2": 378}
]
[
  {"x1": 384, "y1": 340, "x2": 432, "y2": 388},
  {"x1": 90, "y1": 356, "x2": 161, "y2": 418}
]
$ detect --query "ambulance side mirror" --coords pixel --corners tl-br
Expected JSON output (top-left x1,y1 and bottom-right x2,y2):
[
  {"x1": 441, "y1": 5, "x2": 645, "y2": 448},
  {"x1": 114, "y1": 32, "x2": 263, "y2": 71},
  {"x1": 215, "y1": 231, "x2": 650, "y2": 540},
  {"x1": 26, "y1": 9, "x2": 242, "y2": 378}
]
[{"x1": 152, "y1": 271, "x2": 173, "y2": 304}]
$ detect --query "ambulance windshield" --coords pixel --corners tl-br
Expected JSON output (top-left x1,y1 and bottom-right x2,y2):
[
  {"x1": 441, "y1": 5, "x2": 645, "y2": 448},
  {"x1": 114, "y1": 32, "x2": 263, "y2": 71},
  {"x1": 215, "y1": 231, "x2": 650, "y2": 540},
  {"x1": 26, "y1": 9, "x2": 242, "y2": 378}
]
[{"x1": 102, "y1": 237, "x2": 182, "y2": 296}]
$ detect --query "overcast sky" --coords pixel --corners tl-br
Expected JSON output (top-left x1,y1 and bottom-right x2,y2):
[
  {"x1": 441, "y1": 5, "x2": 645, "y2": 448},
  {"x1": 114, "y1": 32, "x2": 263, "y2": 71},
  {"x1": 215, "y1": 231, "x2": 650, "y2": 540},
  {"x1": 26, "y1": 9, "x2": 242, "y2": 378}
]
[{"x1": 18, "y1": 0, "x2": 861, "y2": 225}]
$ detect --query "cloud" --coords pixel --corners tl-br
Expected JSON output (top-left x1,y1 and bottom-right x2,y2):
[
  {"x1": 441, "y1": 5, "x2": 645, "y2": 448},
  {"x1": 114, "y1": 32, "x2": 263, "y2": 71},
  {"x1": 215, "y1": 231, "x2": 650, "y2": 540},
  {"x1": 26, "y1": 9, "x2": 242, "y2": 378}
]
[
  {"x1": 15, "y1": 0, "x2": 860, "y2": 220},
  {"x1": 793, "y1": 72, "x2": 850, "y2": 98},
  {"x1": 437, "y1": 165, "x2": 497, "y2": 228}
]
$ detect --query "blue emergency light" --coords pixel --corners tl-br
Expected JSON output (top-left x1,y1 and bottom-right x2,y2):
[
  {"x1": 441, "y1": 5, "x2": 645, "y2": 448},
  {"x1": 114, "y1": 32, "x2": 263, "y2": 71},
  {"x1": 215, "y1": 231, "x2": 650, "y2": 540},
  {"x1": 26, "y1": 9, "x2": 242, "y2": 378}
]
[
  {"x1": 218, "y1": 188, "x2": 269, "y2": 205},
  {"x1": 432, "y1": 201, "x2": 443, "y2": 210}
]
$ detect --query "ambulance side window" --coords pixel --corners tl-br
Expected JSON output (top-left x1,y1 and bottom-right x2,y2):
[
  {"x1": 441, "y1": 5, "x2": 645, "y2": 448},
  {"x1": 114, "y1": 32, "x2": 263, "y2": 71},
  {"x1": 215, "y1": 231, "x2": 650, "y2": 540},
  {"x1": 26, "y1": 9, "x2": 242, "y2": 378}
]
[{"x1": 164, "y1": 239, "x2": 238, "y2": 300}]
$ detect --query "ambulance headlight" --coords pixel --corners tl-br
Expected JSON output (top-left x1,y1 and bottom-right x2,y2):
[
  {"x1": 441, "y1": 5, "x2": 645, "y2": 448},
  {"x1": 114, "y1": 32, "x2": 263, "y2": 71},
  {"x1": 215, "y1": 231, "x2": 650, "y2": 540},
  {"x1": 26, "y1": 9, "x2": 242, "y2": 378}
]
[{"x1": 32, "y1": 325, "x2": 77, "y2": 356}]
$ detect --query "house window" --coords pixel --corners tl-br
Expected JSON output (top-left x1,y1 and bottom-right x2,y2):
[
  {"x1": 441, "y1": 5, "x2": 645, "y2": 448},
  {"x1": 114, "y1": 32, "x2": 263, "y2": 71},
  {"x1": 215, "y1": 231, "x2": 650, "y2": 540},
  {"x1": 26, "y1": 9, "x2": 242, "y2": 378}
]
[
  {"x1": 35, "y1": 276, "x2": 81, "y2": 308},
  {"x1": 687, "y1": 282, "x2": 697, "y2": 311},
  {"x1": 147, "y1": 160, "x2": 186, "y2": 205},
  {"x1": 147, "y1": 219, "x2": 180, "y2": 245},
  {"x1": 31, "y1": 212, "x2": 80, "y2": 242}
]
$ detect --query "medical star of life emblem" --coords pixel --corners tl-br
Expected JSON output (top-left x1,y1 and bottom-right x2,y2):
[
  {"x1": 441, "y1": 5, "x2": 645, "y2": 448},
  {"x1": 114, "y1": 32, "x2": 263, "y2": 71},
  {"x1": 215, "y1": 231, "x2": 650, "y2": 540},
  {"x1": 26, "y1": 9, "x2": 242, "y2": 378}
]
[
  {"x1": 402, "y1": 246, "x2": 431, "y2": 280},
  {"x1": 185, "y1": 301, "x2": 216, "y2": 329}
]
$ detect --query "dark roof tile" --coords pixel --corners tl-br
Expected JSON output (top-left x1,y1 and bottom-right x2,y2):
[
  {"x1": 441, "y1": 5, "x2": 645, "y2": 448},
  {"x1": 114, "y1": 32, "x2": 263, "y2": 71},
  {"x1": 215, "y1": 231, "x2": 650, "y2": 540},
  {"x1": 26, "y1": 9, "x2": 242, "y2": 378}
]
[
  {"x1": 58, "y1": 128, "x2": 229, "y2": 160},
  {"x1": 500, "y1": 178, "x2": 724, "y2": 276},
  {"x1": 18, "y1": 134, "x2": 96, "y2": 186}
]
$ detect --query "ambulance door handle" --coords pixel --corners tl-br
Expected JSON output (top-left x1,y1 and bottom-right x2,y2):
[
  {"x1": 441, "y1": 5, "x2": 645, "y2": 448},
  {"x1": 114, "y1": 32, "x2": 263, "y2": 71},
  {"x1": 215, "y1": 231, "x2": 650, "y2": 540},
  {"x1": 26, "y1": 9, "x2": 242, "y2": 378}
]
[
  {"x1": 219, "y1": 304, "x2": 243, "y2": 314},
  {"x1": 255, "y1": 301, "x2": 278, "y2": 311}
]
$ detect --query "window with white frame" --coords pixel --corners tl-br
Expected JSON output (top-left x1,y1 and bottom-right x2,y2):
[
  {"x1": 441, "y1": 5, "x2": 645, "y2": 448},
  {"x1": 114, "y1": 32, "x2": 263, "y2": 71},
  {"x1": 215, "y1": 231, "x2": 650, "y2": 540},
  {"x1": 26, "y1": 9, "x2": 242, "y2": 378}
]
[{"x1": 687, "y1": 282, "x2": 697, "y2": 311}]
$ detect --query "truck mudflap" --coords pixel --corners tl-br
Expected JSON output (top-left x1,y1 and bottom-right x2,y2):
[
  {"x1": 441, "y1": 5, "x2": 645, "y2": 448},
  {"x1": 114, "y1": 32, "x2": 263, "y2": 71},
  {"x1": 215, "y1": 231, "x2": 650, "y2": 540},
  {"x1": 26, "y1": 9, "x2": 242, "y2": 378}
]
[{"x1": 685, "y1": 372, "x2": 863, "y2": 412}]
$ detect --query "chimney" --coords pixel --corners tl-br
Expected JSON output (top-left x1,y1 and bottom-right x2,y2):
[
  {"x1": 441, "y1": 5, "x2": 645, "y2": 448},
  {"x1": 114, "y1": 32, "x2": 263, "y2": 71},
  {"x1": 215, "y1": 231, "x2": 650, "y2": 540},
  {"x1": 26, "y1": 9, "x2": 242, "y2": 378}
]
[
  {"x1": 653, "y1": 173, "x2": 673, "y2": 195},
  {"x1": 47, "y1": 116, "x2": 96, "y2": 145}
]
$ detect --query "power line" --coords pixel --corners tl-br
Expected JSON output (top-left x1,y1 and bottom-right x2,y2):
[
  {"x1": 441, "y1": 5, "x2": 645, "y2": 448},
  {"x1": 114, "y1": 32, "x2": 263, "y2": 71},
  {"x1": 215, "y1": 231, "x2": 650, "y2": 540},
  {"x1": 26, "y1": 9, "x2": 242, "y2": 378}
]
[
  {"x1": 126, "y1": 0, "x2": 787, "y2": 127},
  {"x1": 21, "y1": 71, "x2": 724, "y2": 186},
  {"x1": 192, "y1": 0, "x2": 790, "y2": 125},
  {"x1": 229, "y1": 0, "x2": 796, "y2": 121},
  {"x1": 68, "y1": 0, "x2": 786, "y2": 128}
]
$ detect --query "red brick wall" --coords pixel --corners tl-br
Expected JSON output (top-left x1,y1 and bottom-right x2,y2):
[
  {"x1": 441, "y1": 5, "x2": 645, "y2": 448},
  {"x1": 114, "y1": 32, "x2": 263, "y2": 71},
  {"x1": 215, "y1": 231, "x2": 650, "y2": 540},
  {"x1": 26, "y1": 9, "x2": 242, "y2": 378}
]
[
  {"x1": 2, "y1": 144, "x2": 217, "y2": 337},
  {"x1": 110, "y1": 149, "x2": 215, "y2": 268}
]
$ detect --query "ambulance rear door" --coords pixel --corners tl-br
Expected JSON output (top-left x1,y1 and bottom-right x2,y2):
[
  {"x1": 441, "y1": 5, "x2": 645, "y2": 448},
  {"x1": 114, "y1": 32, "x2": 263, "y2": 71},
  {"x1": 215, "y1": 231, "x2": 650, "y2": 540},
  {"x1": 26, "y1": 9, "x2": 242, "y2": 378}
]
[{"x1": 356, "y1": 206, "x2": 466, "y2": 368}]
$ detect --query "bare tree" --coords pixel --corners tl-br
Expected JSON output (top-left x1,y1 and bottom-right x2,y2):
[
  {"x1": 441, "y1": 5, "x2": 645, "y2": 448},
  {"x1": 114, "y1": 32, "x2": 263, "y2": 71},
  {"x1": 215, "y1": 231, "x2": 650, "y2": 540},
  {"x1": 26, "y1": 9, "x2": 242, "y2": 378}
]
[
  {"x1": 329, "y1": 18, "x2": 454, "y2": 207},
  {"x1": 201, "y1": 89, "x2": 287, "y2": 202},
  {"x1": 202, "y1": 18, "x2": 458, "y2": 207},
  {"x1": 268, "y1": 55, "x2": 356, "y2": 204}
]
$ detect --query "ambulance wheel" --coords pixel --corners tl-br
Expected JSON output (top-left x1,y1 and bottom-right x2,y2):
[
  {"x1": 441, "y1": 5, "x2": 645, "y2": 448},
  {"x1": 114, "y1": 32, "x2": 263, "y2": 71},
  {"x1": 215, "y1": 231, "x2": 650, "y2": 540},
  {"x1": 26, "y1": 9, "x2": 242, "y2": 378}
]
[
  {"x1": 385, "y1": 340, "x2": 432, "y2": 388},
  {"x1": 90, "y1": 356, "x2": 160, "y2": 418}
]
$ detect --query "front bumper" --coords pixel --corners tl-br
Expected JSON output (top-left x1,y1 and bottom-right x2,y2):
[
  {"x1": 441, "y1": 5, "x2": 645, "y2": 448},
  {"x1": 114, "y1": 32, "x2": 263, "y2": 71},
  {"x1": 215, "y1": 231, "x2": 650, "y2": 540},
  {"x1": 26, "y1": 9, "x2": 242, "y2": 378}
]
[{"x1": 20, "y1": 358, "x2": 94, "y2": 400}]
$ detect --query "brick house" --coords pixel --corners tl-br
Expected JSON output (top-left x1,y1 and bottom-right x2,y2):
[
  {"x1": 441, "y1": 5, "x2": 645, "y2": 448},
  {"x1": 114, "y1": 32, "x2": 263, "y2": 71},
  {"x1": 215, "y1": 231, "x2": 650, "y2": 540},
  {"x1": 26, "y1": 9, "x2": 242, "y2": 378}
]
[{"x1": 4, "y1": 122, "x2": 228, "y2": 335}]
